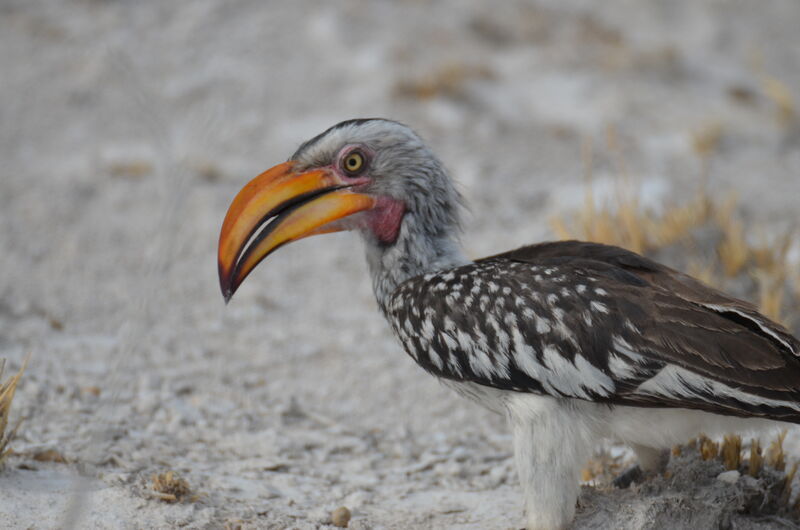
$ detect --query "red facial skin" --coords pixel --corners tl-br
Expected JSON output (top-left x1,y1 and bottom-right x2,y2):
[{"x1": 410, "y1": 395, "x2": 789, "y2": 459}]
[
  {"x1": 330, "y1": 145, "x2": 407, "y2": 245},
  {"x1": 366, "y1": 196, "x2": 406, "y2": 244}
]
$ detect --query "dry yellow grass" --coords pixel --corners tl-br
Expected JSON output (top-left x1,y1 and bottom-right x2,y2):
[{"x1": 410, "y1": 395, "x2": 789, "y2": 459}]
[
  {"x1": 756, "y1": 271, "x2": 786, "y2": 324},
  {"x1": 762, "y1": 77, "x2": 796, "y2": 126},
  {"x1": 766, "y1": 430, "x2": 788, "y2": 472},
  {"x1": 653, "y1": 194, "x2": 712, "y2": 248},
  {"x1": 686, "y1": 258, "x2": 718, "y2": 288},
  {"x1": 0, "y1": 356, "x2": 29, "y2": 469},
  {"x1": 718, "y1": 222, "x2": 749, "y2": 277},
  {"x1": 781, "y1": 461, "x2": 798, "y2": 506},
  {"x1": 749, "y1": 438, "x2": 763, "y2": 477},
  {"x1": 394, "y1": 62, "x2": 494, "y2": 100},
  {"x1": 670, "y1": 432, "x2": 800, "y2": 514},
  {"x1": 581, "y1": 447, "x2": 626, "y2": 484},
  {"x1": 550, "y1": 167, "x2": 798, "y2": 328},
  {"x1": 151, "y1": 470, "x2": 193, "y2": 503},
  {"x1": 752, "y1": 230, "x2": 794, "y2": 276},
  {"x1": 721, "y1": 434, "x2": 742, "y2": 470},
  {"x1": 673, "y1": 432, "x2": 797, "y2": 500},
  {"x1": 691, "y1": 121, "x2": 724, "y2": 159},
  {"x1": 698, "y1": 434, "x2": 719, "y2": 461}
]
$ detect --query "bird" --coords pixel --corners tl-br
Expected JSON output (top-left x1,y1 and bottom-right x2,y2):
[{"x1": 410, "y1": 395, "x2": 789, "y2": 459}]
[{"x1": 217, "y1": 118, "x2": 800, "y2": 530}]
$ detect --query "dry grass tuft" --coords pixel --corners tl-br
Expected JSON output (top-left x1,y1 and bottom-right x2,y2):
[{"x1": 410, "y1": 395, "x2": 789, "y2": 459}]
[
  {"x1": 691, "y1": 121, "x2": 724, "y2": 159},
  {"x1": 749, "y1": 438, "x2": 763, "y2": 477},
  {"x1": 670, "y1": 433, "x2": 800, "y2": 517},
  {"x1": 781, "y1": 461, "x2": 798, "y2": 506},
  {"x1": 550, "y1": 186, "x2": 651, "y2": 254},
  {"x1": 108, "y1": 160, "x2": 153, "y2": 179},
  {"x1": 1, "y1": 356, "x2": 29, "y2": 469},
  {"x1": 394, "y1": 63, "x2": 494, "y2": 100},
  {"x1": 762, "y1": 77, "x2": 796, "y2": 126},
  {"x1": 582, "y1": 447, "x2": 626, "y2": 484},
  {"x1": 686, "y1": 258, "x2": 718, "y2": 288},
  {"x1": 32, "y1": 449, "x2": 68, "y2": 464},
  {"x1": 698, "y1": 434, "x2": 719, "y2": 461},
  {"x1": 721, "y1": 434, "x2": 742, "y2": 470},
  {"x1": 766, "y1": 431, "x2": 788, "y2": 472},
  {"x1": 550, "y1": 157, "x2": 799, "y2": 328},
  {"x1": 677, "y1": 433, "x2": 795, "y2": 480},
  {"x1": 756, "y1": 271, "x2": 786, "y2": 324},
  {"x1": 653, "y1": 194, "x2": 713, "y2": 248},
  {"x1": 151, "y1": 470, "x2": 193, "y2": 503},
  {"x1": 716, "y1": 201, "x2": 750, "y2": 278}
]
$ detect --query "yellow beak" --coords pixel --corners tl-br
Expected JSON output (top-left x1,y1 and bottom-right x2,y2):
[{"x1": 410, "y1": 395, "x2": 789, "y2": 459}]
[{"x1": 218, "y1": 161, "x2": 375, "y2": 301}]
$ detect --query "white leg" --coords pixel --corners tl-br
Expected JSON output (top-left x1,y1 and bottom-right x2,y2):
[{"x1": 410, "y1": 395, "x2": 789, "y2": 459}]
[{"x1": 505, "y1": 395, "x2": 596, "y2": 530}]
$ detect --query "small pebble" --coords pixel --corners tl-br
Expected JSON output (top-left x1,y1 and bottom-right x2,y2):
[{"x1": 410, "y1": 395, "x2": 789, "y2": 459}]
[
  {"x1": 716, "y1": 470, "x2": 740, "y2": 484},
  {"x1": 331, "y1": 506, "x2": 351, "y2": 528}
]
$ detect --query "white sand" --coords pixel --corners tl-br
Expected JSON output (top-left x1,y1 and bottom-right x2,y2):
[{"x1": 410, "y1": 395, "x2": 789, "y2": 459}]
[{"x1": 1, "y1": 0, "x2": 799, "y2": 528}]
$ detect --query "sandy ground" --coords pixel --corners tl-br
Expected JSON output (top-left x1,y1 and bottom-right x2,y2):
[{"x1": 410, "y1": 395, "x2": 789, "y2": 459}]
[{"x1": 1, "y1": 0, "x2": 800, "y2": 528}]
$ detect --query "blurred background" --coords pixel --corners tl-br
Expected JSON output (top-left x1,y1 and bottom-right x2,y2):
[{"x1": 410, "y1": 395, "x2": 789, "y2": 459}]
[{"x1": 1, "y1": 1, "x2": 799, "y2": 528}]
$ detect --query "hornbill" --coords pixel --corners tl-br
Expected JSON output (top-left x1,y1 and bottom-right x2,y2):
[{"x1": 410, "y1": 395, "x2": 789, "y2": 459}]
[{"x1": 218, "y1": 118, "x2": 800, "y2": 530}]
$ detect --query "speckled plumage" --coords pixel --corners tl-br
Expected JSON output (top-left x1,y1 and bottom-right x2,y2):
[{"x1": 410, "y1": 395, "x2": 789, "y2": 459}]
[
  {"x1": 284, "y1": 118, "x2": 800, "y2": 530},
  {"x1": 382, "y1": 242, "x2": 800, "y2": 421}
]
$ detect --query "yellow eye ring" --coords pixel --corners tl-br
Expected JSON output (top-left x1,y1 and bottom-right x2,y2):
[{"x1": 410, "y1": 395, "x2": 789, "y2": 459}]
[{"x1": 342, "y1": 151, "x2": 365, "y2": 175}]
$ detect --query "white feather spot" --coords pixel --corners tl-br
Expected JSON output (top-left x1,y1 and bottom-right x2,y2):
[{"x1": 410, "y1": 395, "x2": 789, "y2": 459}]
[
  {"x1": 535, "y1": 316, "x2": 551, "y2": 334},
  {"x1": 429, "y1": 350, "x2": 444, "y2": 370},
  {"x1": 608, "y1": 354, "x2": 637, "y2": 379},
  {"x1": 541, "y1": 345, "x2": 613, "y2": 399},
  {"x1": 441, "y1": 332, "x2": 458, "y2": 350},
  {"x1": 479, "y1": 295, "x2": 489, "y2": 311},
  {"x1": 421, "y1": 317, "x2": 435, "y2": 341}
]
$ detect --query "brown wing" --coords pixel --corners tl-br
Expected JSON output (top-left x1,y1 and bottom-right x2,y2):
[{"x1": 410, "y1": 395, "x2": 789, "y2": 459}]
[{"x1": 478, "y1": 240, "x2": 800, "y2": 419}]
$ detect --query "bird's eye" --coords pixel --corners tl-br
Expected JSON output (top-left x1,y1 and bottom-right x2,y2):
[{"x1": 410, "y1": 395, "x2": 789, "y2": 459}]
[{"x1": 342, "y1": 151, "x2": 366, "y2": 175}]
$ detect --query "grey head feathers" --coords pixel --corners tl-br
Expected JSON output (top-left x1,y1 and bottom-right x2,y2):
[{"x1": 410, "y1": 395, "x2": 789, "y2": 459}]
[{"x1": 291, "y1": 118, "x2": 470, "y2": 305}]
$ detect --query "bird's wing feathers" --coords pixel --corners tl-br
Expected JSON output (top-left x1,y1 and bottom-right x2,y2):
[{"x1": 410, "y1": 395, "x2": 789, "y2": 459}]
[{"x1": 386, "y1": 241, "x2": 800, "y2": 420}]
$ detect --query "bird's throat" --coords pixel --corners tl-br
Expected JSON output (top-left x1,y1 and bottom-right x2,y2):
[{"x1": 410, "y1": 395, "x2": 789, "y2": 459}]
[
  {"x1": 365, "y1": 196, "x2": 406, "y2": 245},
  {"x1": 364, "y1": 207, "x2": 469, "y2": 311}
]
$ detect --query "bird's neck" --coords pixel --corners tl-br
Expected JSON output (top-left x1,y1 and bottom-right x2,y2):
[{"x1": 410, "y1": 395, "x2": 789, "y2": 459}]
[{"x1": 363, "y1": 212, "x2": 470, "y2": 311}]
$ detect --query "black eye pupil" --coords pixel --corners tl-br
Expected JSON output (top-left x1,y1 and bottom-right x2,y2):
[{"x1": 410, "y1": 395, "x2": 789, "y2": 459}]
[{"x1": 345, "y1": 153, "x2": 363, "y2": 173}]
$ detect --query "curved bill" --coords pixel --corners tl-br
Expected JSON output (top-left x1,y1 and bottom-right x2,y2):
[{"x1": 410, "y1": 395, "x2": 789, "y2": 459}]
[{"x1": 218, "y1": 162, "x2": 375, "y2": 302}]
